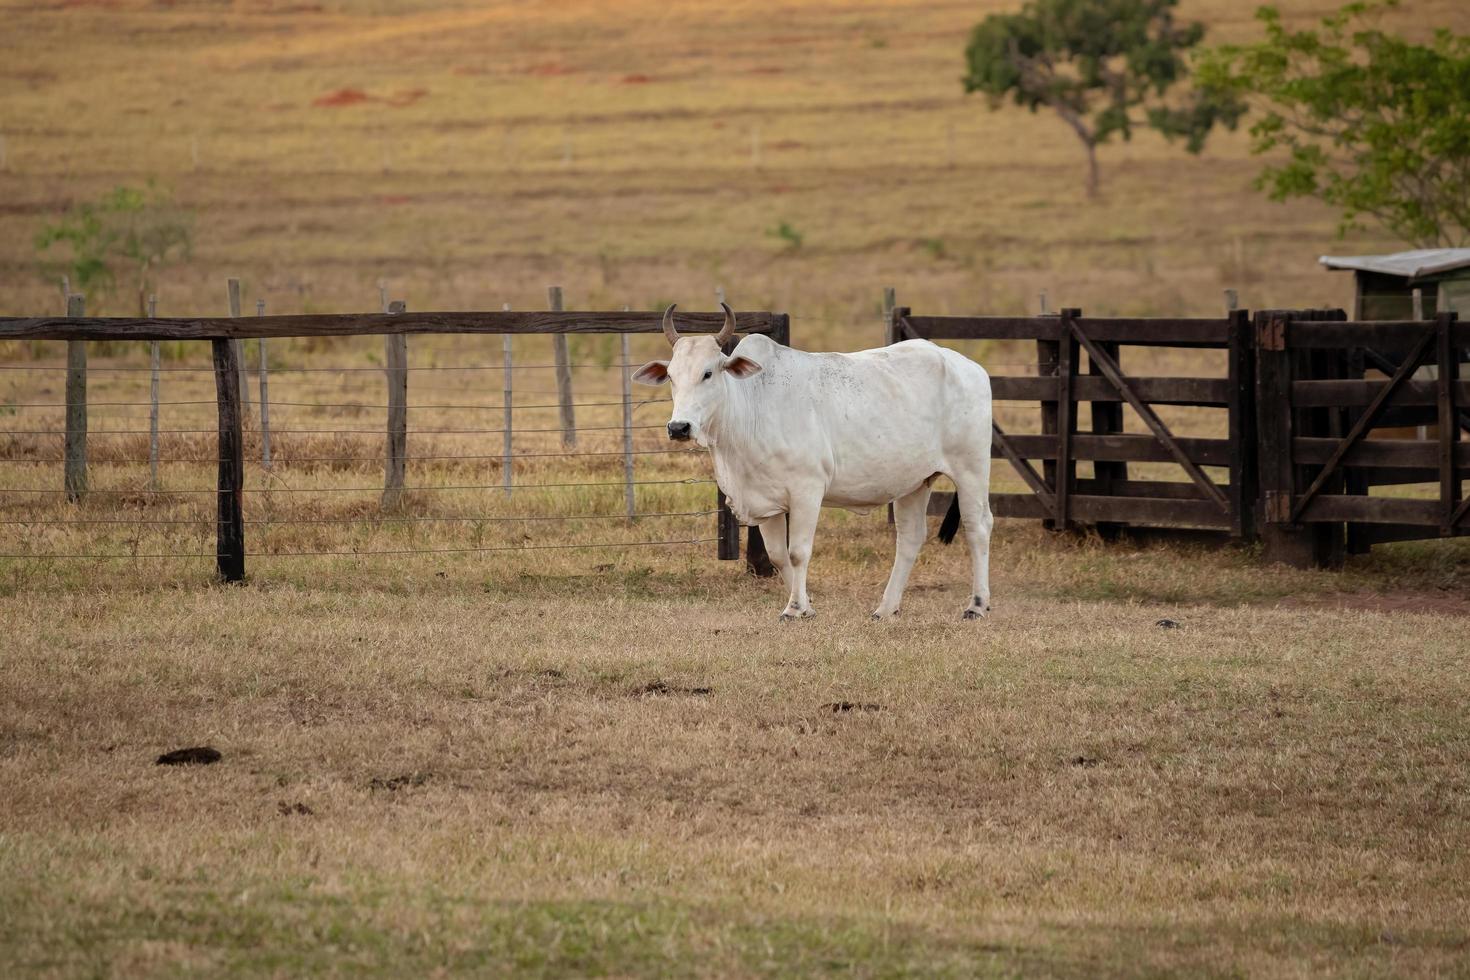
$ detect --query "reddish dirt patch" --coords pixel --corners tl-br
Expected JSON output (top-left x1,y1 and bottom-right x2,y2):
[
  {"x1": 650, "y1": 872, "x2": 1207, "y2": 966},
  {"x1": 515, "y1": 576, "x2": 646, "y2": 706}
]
[
  {"x1": 311, "y1": 88, "x2": 428, "y2": 109},
  {"x1": 524, "y1": 62, "x2": 573, "y2": 76},
  {"x1": 379, "y1": 195, "x2": 412, "y2": 206},
  {"x1": 313, "y1": 88, "x2": 372, "y2": 108},
  {"x1": 452, "y1": 65, "x2": 491, "y2": 76},
  {"x1": 1274, "y1": 591, "x2": 1470, "y2": 618},
  {"x1": 770, "y1": 139, "x2": 803, "y2": 151},
  {"x1": 621, "y1": 74, "x2": 653, "y2": 84},
  {"x1": 747, "y1": 66, "x2": 783, "y2": 75}
]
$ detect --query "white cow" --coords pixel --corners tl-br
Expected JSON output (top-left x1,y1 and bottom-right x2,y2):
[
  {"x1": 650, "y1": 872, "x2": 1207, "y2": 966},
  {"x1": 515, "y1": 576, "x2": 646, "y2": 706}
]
[{"x1": 635, "y1": 303, "x2": 994, "y2": 622}]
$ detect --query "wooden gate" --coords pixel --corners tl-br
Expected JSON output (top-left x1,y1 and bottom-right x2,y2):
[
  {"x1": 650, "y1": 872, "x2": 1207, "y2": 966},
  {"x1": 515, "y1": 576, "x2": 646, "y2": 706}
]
[
  {"x1": 889, "y1": 307, "x2": 1255, "y2": 538},
  {"x1": 1255, "y1": 308, "x2": 1468, "y2": 566}
]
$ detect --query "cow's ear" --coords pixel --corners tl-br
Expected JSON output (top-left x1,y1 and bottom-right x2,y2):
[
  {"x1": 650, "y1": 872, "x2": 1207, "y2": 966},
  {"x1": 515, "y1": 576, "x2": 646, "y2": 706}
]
[
  {"x1": 724, "y1": 355, "x2": 763, "y2": 380},
  {"x1": 632, "y1": 360, "x2": 670, "y2": 385}
]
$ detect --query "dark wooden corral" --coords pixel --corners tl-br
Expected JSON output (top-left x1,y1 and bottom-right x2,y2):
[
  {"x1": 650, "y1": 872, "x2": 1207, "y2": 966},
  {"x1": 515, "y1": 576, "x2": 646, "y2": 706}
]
[
  {"x1": 212, "y1": 338, "x2": 246, "y2": 583},
  {"x1": 891, "y1": 307, "x2": 1251, "y2": 539}
]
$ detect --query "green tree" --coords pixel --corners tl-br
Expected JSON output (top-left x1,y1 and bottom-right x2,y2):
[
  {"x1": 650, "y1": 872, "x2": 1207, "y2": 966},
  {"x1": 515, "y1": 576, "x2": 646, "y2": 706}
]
[
  {"x1": 1198, "y1": 1, "x2": 1470, "y2": 247},
  {"x1": 35, "y1": 181, "x2": 193, "y2": 314},
  {"x1": 962, "y1": 0, "x2": 1244, "y2": 196}
]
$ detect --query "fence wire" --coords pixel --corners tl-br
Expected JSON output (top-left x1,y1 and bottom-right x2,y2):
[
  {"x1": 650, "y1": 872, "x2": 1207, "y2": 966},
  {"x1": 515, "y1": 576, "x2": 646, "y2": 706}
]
[{"x1": 0, "y1": 330, "x2": 734, "y2": 570}]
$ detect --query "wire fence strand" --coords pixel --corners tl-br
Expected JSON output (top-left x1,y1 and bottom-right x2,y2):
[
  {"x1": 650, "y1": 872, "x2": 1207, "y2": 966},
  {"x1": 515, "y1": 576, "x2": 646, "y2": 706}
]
[
  {"x1": 0, "y1": 536, "x2": 718, "y2": 560},
  {"x1": 0, "y1": 509, "x2": 716, "y2": 527},
  {"x1": 0, "y1": 478, "x2": 714, "y2": 494}
]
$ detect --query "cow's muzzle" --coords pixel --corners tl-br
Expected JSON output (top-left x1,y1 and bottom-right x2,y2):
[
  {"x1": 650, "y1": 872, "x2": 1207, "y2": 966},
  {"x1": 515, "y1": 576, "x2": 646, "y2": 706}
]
[{"x1": 667, "y1": 421, "x2": 692, "y2": 441}]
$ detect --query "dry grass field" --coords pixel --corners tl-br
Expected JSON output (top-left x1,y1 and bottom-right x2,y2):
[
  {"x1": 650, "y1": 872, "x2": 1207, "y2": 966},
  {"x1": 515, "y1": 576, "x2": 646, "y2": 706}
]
[{"x1": 4, "y1": 0, "x2": 1470, "y2": 976}]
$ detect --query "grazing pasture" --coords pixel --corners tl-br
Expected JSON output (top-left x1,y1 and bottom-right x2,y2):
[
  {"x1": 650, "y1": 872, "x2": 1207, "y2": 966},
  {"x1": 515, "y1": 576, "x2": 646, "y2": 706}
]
[{"x1": 4, "y1": 0, "x2": 1470, "y2": 975}]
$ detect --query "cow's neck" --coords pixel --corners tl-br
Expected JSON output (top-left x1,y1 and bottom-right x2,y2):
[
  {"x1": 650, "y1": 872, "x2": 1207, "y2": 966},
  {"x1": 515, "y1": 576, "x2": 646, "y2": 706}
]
[{"x1": 702, "y1": 365, "x2": 787, "y2": 521}]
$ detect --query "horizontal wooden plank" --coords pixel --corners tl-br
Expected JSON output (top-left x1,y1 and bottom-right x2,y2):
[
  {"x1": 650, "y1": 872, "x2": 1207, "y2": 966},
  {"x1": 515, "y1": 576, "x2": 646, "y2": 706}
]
[
  {"x1": 1292, "y1": 437, "x2": 1470, "y2": 468},
  {"x1": 1287, "y1": 319, "x2": 1470, "y2": 351},
  {"x1": 1073, "y1": 478, "x2": 1231, "y2": 500},
  {"x1": 1296, "y1": 495, "x2": 1445, "y2": 525},
  {"x1": 0, "y1": 310, "x2": 779, "y2": 342},
  {"x1": 999, "y1": 433, "x2": 1233, "y2": 467},
  {"x1": 1291, "y1": 378, "x2": 1470, "y2": 408},
  {"x1": 989, "y1": 493, "x2": 1232, "y2": 528},
  {"x1": 905, "y1": 315, "x2": 1230, "y2": 347},
  {"x1": 990, "y1": 375, "x2": 1230, "y2": 406}
]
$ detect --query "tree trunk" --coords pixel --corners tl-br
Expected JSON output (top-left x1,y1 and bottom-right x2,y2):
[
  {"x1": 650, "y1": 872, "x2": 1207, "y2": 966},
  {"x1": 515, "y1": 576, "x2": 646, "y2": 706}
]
[{"x1": 1082, "y1": 138, "x2": 1099, "y2": 197}]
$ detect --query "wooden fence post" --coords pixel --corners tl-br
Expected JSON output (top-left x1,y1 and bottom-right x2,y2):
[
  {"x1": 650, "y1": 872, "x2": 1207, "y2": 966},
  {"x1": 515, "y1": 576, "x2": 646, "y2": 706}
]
[
  {"x1": 212, "y1": 337, "x2": 245, "y2": 582},
  {"x1": 1087, "y1": 308, "x2": 1125, "y2": 539},
  {"x1": 148, "y1": 295, "x2": 160, "y2": 490},
  {"x1": 1226, "y1": 307, "x2": 1256, "y2": 541},
  {"x1": 620, "y1": 317, "x2": 635, "y2": 520},
  {"x1": 63, "y1": 294, "x2": 86, "y2": 502},
  {"x1": 1037, "y1": 305, "x2": 1060, "y2": 530},
  {"x1": 256, "y1": 299, "x2": 271, "y2": 469},
  {"x1": 1436, "y1": 311, "x2": 1460, "y2": 535},
  {"x1": 549, "y1": 285, "x2": 576, "y2": 447},
  {"x1": 882, "y1": 287, "x2": 897, "y2": 345},
  {"x1": 382, "y1": 299, "x2": 408, "y2": 508},
  {"x1": 1055, "y1": 309, "x2": 1079, "y2": 531},
  {"x1": 502, "y1": 304, "x2": 513, "y2": 497},
  {"x1": 1255, "y1": 309, "x2": 1316, "y2": 567},
  {"x1": 226, "y1": 278, "x2": 250, "y2": 418},
  {"x1": 1224, "y1": 288, "x2": 1239, "y2": 315}
]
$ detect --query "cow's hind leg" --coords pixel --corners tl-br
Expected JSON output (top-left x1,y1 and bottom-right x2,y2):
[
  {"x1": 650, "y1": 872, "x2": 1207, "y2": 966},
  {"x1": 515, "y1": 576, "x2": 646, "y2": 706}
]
[
  {"x1": 778, "y1": 491, "x2": 822, "y2": 622},
  {"x1": 872, "y1": 484, "x2": 932, "y2": 620},
  {"x1": 951, "y1": 462, "x2": 995, "y2": 620}
]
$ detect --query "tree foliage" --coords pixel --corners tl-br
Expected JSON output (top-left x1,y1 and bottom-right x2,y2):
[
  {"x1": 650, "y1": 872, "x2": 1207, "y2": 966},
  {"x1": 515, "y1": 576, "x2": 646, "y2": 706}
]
[
  {"x1": 1198, "y1": 2, "x2": 1470, "y2": 248},
  {"x1": 34, "y1": 182, "x2": 193, "y2": 314},
  {"x1": 962, "y1": 0, "x2": 1243, "y2": 195}
]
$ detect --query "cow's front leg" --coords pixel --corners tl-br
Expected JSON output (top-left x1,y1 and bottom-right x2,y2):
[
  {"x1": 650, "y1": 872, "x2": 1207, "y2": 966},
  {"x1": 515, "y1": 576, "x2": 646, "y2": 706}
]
[
  {"x1": 778, "y1": 492, "x2": 822, "y2": 622},
  {"x1": 872, "y1": 484, "x2": 932, "y2": 620},
  {"x1": 756, "y1": 513, "x2": 795, "y2": 607}
]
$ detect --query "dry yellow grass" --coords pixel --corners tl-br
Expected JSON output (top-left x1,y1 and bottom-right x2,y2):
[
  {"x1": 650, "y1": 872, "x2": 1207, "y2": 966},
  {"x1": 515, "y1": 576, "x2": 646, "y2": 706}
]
[{"x1": 5, "y1": 1, "x2": 1470, "y2": 975}]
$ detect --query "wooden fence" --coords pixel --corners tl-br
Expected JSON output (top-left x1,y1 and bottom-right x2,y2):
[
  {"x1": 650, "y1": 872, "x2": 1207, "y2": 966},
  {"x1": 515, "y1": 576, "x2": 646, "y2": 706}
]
[
  {"x1": 4, "y1": 293, "x2": 1465, "y2": 579},
  {"x1": 887, "y1": 299, "x2": 1465, "y2": 567},
  {"x1": 0, "y1": 301, "x2": 789, "y2": 582},
  {"x1": 887, "y1": 304, "x2": 1255, "y2": 540}
]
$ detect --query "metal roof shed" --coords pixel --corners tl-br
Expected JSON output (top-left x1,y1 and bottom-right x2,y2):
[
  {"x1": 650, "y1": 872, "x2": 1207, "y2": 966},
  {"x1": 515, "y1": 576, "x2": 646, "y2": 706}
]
[{"x1": 1319, "y1": 248, "x2": 1470, "y2": 319}]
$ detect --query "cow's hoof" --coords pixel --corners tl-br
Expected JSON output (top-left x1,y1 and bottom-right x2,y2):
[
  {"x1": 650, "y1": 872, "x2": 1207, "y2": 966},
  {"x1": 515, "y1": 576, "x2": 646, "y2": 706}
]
[
  {"x1": 778, "y1": 607, "x2": 814, "y2": 623},
  {"x1": 962, "y1": 609, "x2": 985, "y2": 621},
  {"x1": 870, "y1": 609, "x2": 899, "y2": 622}
]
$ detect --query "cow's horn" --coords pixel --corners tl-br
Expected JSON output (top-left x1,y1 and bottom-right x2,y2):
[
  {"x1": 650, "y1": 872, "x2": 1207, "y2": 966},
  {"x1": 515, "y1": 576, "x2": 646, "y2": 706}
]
[
  {"x1": 716, "y1": 302, "x2": 737, "y2": 346},
  {"x1": 661, "y1": 303, "x2": 680, "y2": 346}
]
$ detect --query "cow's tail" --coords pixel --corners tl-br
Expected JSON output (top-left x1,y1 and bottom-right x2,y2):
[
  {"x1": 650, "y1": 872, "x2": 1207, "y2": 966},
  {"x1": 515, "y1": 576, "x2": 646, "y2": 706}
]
[{"x1": 937, "y1": 493, "x2": 961, "y2": 545}]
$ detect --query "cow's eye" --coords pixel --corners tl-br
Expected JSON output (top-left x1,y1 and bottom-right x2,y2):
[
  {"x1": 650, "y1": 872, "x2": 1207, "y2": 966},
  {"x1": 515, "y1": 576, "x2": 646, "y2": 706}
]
[{"x1": 702, "y1": 370, "x2": 712, "y2": 381}]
